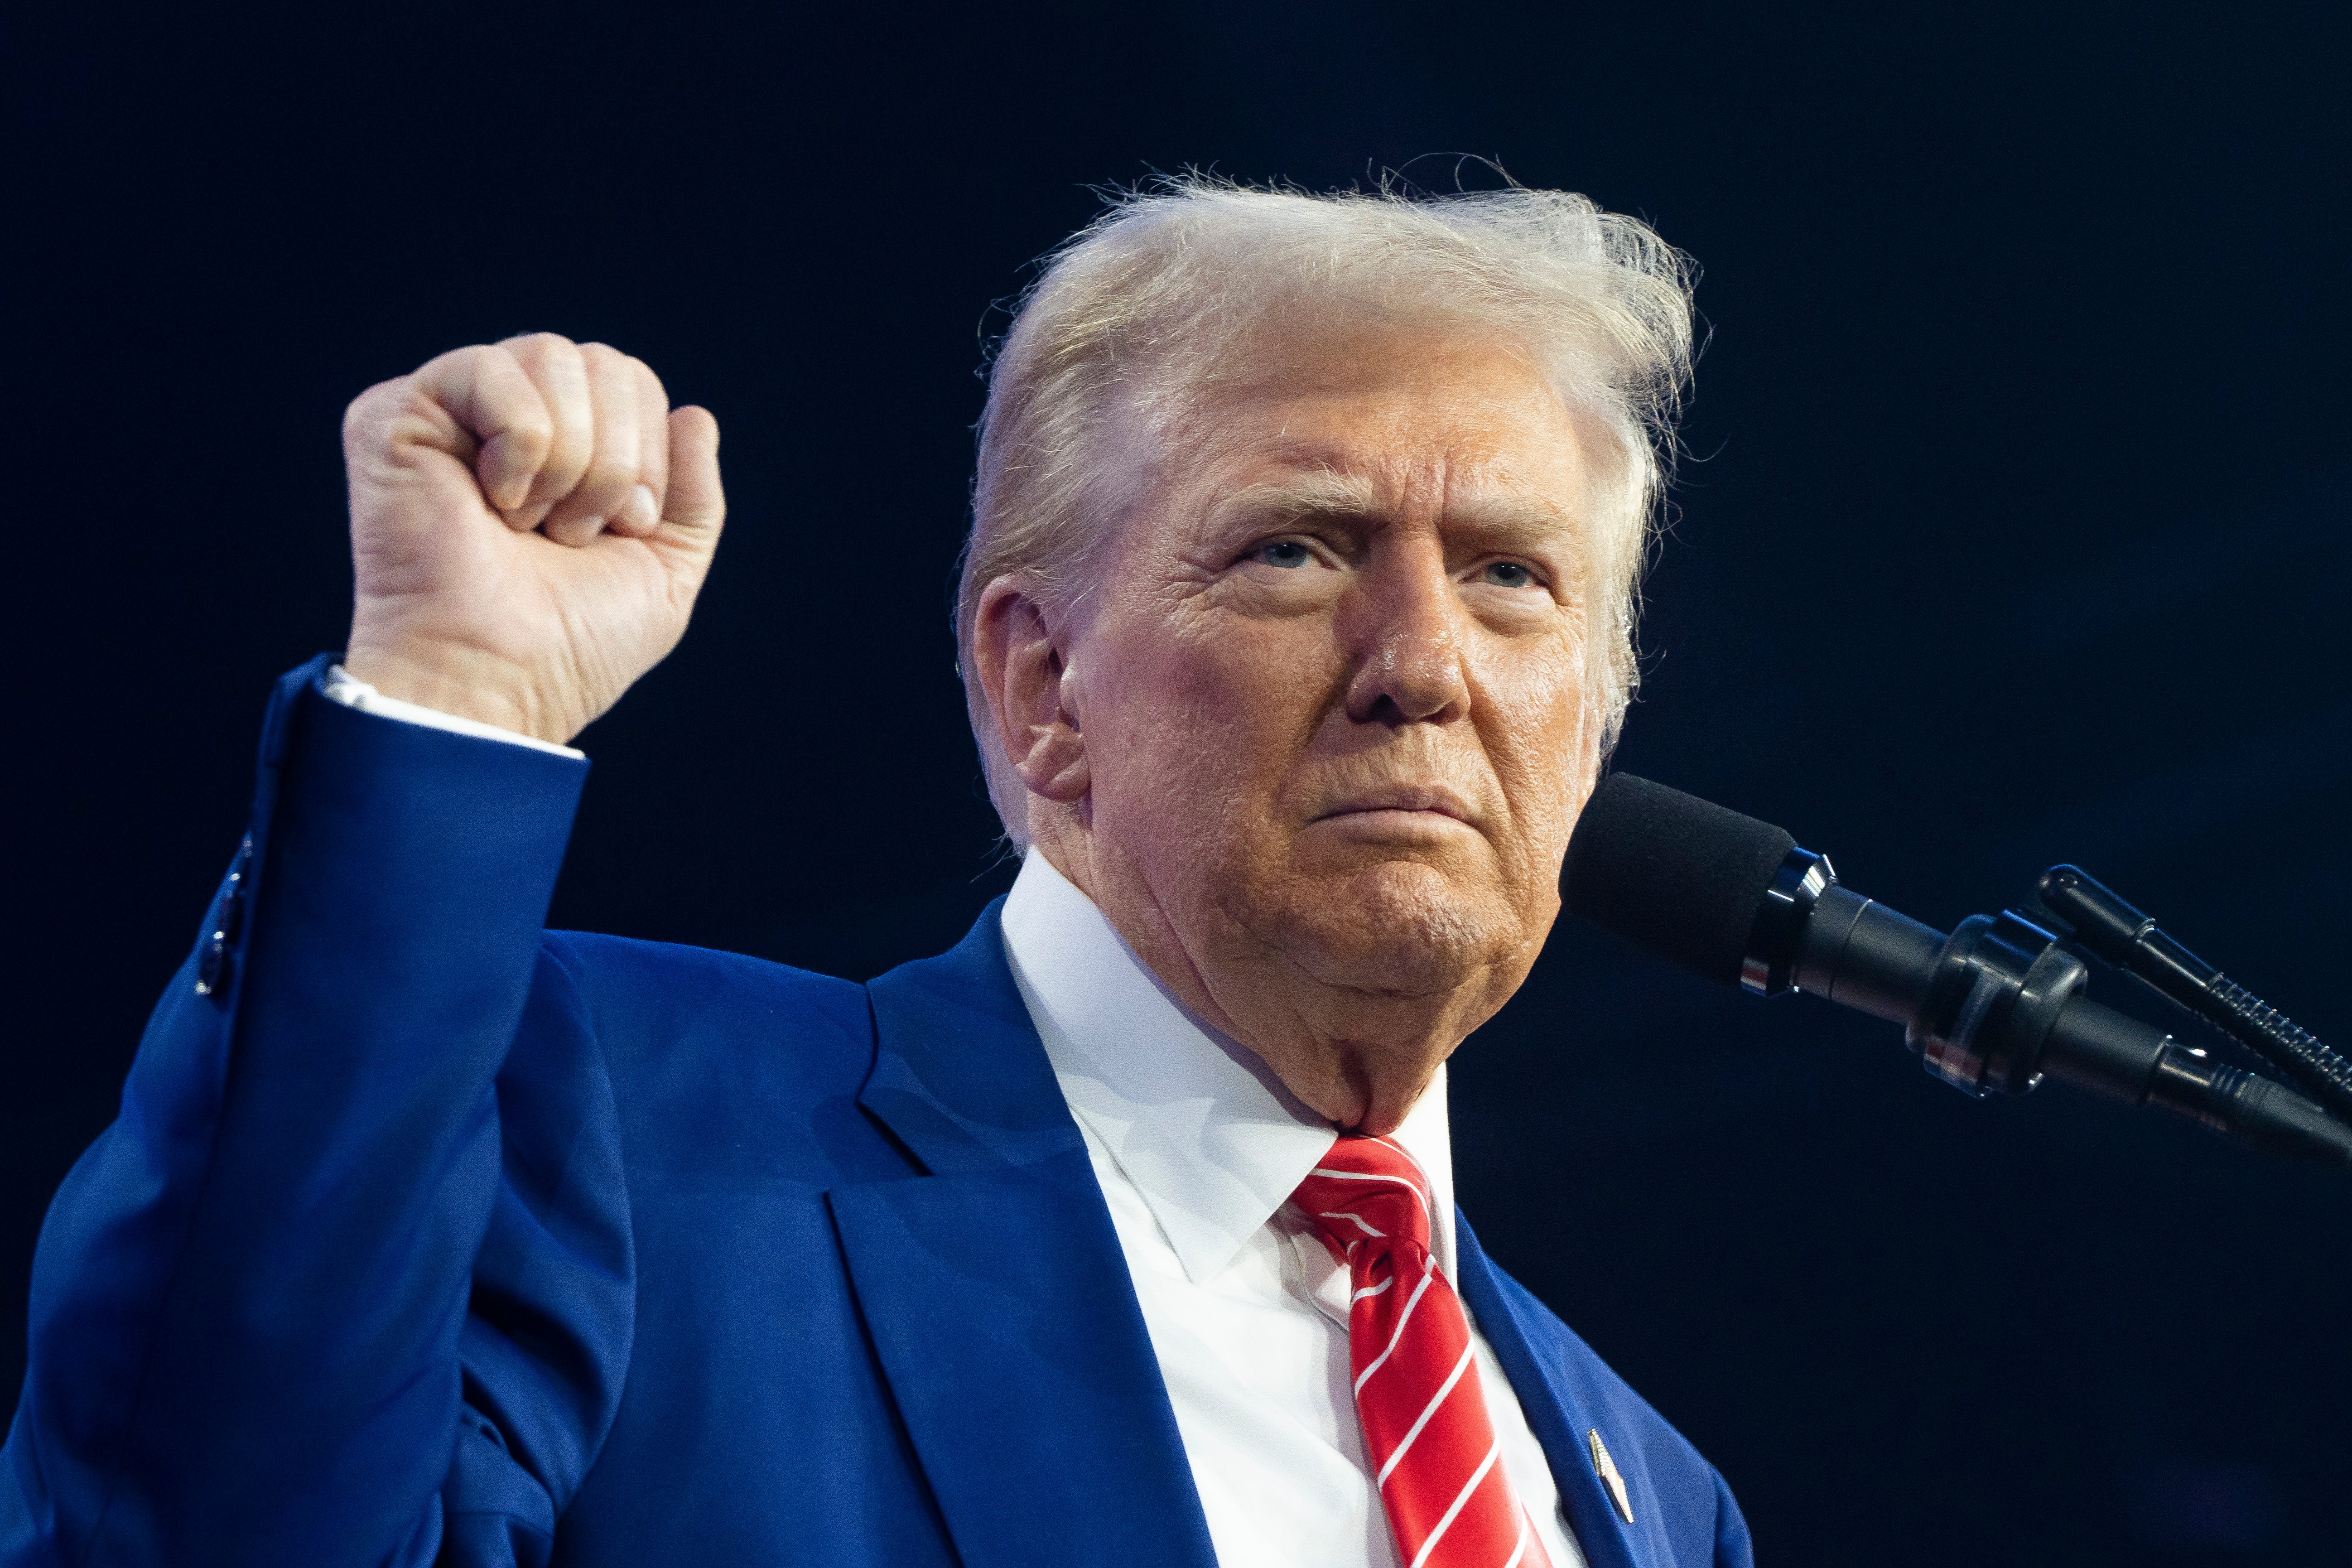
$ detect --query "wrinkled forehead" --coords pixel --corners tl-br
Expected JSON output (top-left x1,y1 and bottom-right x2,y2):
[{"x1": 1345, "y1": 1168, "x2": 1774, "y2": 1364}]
[{"x1": 1141, "y1": 316, "x2": 1591, "y2": 536}]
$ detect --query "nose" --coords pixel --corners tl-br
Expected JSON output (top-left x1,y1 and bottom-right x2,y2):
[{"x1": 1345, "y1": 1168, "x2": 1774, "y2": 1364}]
[{"x1": 1341, "y1": 538, "x2": 1470, "y2": 727}]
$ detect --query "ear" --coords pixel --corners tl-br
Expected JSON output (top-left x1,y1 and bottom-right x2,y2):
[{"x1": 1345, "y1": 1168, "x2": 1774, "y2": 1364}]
[{"x1": 972, "y1": 578, "x2": 1091, "y2": 805}]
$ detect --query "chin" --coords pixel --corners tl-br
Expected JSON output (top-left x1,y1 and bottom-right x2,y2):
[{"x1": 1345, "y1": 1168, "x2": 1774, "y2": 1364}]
[{"x1": 1258, "y1": 857, "x2": 1520, "y2": 997}]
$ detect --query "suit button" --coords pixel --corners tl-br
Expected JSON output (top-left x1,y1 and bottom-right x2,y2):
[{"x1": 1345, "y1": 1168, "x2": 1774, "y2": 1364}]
[{"x1": 195, "y1": 834, "x2": 254, "y2": 999}]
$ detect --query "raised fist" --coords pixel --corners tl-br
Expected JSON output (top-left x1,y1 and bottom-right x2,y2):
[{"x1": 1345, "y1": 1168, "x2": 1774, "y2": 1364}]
[{"x1": 340, "y1": 333, "x2": 725, "y2": 744}]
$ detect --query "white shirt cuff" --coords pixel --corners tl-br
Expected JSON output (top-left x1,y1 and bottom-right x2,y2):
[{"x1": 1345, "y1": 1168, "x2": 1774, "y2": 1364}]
[{"x1": 322, "y1": 665, "x2": 585, "y2": 760}]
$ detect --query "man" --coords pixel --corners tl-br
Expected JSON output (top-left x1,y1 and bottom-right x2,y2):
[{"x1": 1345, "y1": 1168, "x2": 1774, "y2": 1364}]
[{"x1": 1, "y1": 178, "x2": 1747, "y2": 1567}]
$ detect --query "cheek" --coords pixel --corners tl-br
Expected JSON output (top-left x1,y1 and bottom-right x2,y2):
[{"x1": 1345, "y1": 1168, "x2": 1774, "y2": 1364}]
[
  {"x1": 1086, "y1": 617, "x2": 1334, "y2": 830},
  {"x1": 1480, "y1": 638, "x2": 1592, "y2": 833}
]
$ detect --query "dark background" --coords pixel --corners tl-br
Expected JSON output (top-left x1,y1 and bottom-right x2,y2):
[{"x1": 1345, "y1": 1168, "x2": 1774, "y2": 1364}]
[{"x1": 7, "y1": 3, "x2": 2350, "y2": 1562}]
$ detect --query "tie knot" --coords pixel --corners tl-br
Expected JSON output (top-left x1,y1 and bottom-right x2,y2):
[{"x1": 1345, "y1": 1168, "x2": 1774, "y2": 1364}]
[{"x1": 1291, "y1": 1134, "x2": 1434, "y2": 1261}]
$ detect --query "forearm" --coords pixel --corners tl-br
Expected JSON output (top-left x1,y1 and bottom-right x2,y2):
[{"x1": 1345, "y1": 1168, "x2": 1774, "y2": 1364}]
[{"x1": 4, "y1": 660, "x2": 586, "y2": 1566}]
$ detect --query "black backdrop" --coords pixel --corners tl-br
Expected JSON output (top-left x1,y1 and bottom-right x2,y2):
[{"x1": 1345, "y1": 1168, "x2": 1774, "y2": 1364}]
[{"x1": 7, "y1": 4, "x2": 2350, "y2": 1563}]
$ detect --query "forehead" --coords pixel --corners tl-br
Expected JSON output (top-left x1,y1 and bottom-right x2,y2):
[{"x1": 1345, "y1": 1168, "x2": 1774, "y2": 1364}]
[{"x1": 1155, "y1": 319, "x2": 1588, "y2": 526}]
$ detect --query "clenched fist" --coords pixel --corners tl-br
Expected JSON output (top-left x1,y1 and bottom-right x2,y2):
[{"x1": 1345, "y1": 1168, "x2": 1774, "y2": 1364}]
[{"x1": 341, "y1": 333, "x2": 725, "y2": 744}]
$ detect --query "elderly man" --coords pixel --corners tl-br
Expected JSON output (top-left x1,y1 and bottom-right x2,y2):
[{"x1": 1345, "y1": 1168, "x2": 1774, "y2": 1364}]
[{"x1": 0, "y1": 181, "x2": 1746, "y2": 1568}]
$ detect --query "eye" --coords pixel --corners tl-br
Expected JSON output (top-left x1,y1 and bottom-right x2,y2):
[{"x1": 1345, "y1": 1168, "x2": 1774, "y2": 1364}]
[
  {"x1": 1253, "y1": 539, "x2": 1316, "y2": 569},
  {"x1": 1481, "y1": 561, "x2": 1538, "y2": 589}
]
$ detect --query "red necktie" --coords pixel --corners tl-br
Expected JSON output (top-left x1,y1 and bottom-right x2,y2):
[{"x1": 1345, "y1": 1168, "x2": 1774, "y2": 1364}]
[{"x1": 1293, "y1": 1135, "x2": 1555, "y2": 1568}]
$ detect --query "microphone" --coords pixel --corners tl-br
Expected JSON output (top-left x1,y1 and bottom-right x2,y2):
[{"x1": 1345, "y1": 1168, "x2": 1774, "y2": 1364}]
[{"x1": 1559, "y1": 773, "x2": 2352, "y2": 1168}]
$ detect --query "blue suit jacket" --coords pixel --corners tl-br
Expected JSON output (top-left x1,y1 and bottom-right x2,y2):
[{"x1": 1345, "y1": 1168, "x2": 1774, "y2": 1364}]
[{"x1": 1, "y1": 662, "x2": 1751, "y2": 1568}]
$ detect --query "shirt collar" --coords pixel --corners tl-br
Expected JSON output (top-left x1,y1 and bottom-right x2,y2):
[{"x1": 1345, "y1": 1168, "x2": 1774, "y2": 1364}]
[{"x1": 999, "y1": 848, "x2": 1456, "y2": 1286}]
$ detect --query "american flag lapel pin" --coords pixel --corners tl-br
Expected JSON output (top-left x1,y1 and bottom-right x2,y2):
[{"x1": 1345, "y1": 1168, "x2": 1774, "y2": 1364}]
[{"x1": 1587, "y1": 1428, "x2": 1635, "y2": 1525}]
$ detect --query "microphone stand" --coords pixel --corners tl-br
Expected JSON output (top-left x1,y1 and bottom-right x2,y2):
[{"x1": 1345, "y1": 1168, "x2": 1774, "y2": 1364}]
[
  {"x1": 1751, "y1": 851, "x2": 2352, "y2": 1169},
  {"x1": 1559, "y1": 772, "x2": 2352, "y2": 1171},
  {"x1": 2030, "y1": 865, "x2": 2352, "y2": 1126}
]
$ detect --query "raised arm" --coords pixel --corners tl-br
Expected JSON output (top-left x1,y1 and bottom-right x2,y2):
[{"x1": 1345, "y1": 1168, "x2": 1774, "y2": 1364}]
[{"x1": 0, "y1": 338, "x2": 723, "y2": 1567}]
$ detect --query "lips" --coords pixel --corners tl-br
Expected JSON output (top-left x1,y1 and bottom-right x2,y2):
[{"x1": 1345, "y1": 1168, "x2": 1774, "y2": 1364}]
[{"x1": 1314, "y1": 784, "x2": 1476, "y2": 824}]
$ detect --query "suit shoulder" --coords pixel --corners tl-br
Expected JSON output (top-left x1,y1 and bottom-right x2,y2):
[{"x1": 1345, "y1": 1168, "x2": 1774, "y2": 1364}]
[
  {"x1": 534, "y1": 930, "x2": 875, "y2": 1084},
  {"x1": 523, "y1": 931, "x2": 910, "y2": 1184},
  {"x1": 538, "y1": 928, "x2": 867, "y2": 1008}
]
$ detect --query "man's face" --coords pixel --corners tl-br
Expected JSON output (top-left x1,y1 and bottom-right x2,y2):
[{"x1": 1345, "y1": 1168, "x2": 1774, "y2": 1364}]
[{"x1": 1059, "y1": 321, "x2": 1600, "y2": 1067}]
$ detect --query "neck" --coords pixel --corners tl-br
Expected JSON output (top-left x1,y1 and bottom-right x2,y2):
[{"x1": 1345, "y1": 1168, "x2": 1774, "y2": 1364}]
[{"x1": 1028, "y1": 826, "x2": 1523, "y2": 1135}]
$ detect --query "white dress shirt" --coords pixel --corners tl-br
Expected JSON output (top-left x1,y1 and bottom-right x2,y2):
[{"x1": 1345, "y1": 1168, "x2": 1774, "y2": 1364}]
[
  {"x1": 322, "y1": 671, "x2": 1587, "y2": 1567},
  {"x1": 320, "y1": 666, "x2": 586, "y2": 758},
  {"x1": 1002, "y1": 850, "x2": 1586, "y2": 1568}
]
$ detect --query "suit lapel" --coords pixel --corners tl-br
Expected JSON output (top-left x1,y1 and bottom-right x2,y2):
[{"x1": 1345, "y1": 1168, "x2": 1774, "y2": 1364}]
[
  {"x1": 834, "y1": 902, "x2": 1218, "y2": 1568},
  {"x1": 1455, "y1": 1215, "x2": 1658, "y2": 1568}
]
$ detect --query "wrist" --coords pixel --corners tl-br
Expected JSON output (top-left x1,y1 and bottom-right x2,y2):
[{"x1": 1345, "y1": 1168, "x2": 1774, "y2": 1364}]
[{"x1": 340, "y1": 644, "x2": 576, "y2": 744}]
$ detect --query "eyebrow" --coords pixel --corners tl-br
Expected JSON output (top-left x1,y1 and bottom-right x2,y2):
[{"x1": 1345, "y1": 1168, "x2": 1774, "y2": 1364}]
[{"x1": 1206, "y1": 471, "x2": 1580, "y2": 546}]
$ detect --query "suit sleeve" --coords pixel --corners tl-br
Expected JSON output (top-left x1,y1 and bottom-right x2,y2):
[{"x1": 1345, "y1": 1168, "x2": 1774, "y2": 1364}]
[
  {"x1": 1710, "y1": 1465, "x2": 1754, "y2": 1568},
  {"x1": 0, "y1": 659, "x2": 618, "y2": 1568}
]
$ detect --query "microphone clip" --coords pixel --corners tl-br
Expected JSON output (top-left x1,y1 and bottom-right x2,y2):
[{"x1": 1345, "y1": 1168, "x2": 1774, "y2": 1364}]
[{"x1": 1907, "y1": 911, "x2": 2088, "y2": 1100}]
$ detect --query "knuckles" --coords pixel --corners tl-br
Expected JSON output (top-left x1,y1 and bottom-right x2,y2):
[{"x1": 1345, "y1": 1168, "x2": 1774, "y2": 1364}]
[
  {"x1": 342, "y1": 336, "x2": 690, "y2": 526},
  {"x1": 503, "y1": 330, "x2": 580, "y2": 363}
]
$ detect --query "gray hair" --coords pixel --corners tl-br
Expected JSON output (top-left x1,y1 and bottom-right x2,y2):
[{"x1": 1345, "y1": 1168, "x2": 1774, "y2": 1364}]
[{"x1": 957, "y1": 174, "x2": 1697, "y2": 844}]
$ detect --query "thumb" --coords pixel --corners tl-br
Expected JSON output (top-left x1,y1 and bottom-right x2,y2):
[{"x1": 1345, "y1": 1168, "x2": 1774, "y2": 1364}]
[{"x1": 653, "y1": 405, "x2": 725, "y2": 587}]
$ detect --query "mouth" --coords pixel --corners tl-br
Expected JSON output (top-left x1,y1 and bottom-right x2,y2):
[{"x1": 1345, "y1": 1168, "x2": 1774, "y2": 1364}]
[{"x1": 1311, "y1": 785, "x2": 1477, "y2": 826}]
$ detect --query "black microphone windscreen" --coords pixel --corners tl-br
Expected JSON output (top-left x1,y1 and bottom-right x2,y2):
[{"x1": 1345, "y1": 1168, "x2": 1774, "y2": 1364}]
[{"x1": 1561, "y1": 773, "x2": 1797, "y2": 987}]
